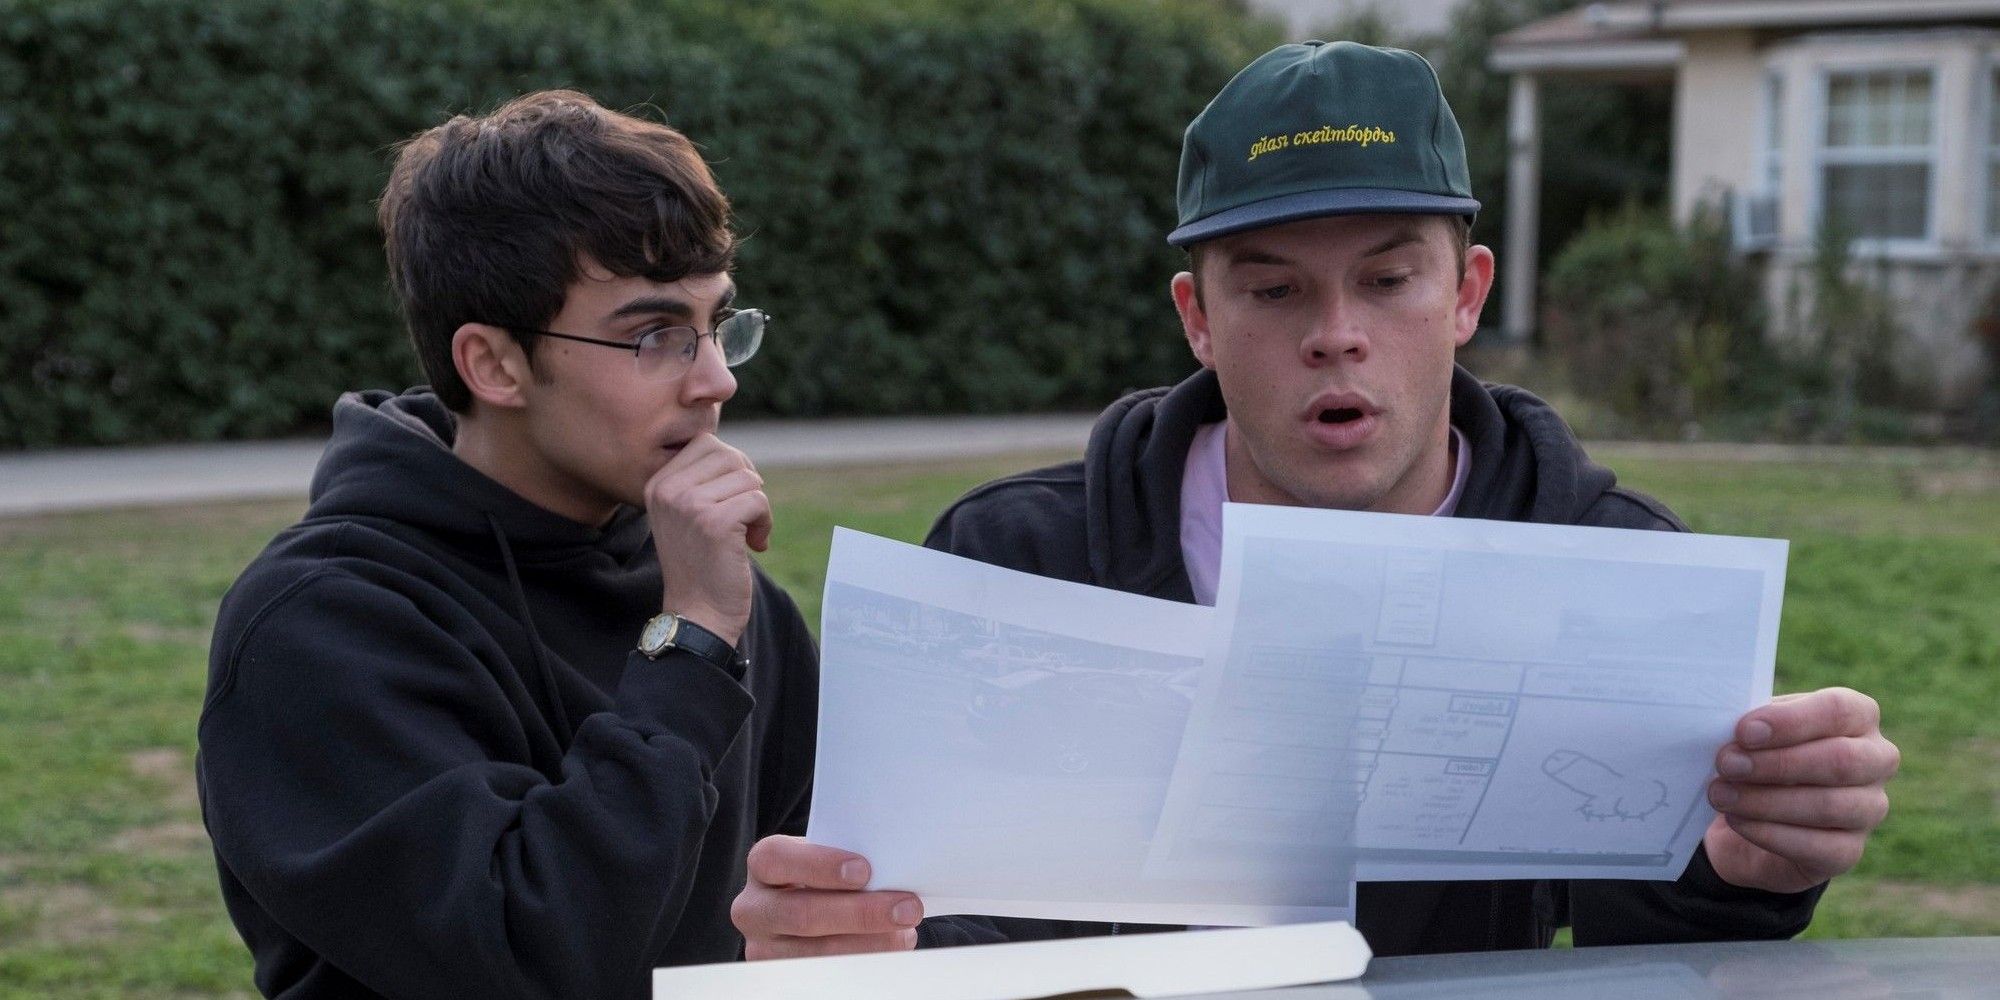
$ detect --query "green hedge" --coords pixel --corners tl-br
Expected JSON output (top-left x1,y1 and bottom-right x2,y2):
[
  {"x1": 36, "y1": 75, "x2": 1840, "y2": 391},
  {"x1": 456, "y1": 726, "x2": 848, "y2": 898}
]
[{"x1": 0, "y1": 0, "x2": 1275, "y2": 447}]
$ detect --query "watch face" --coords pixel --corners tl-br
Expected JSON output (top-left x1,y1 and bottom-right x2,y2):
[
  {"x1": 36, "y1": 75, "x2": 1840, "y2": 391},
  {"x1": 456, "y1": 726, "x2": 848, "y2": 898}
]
[{"x1": 640, "y1": 614, "x2": 679, "y2": 653}]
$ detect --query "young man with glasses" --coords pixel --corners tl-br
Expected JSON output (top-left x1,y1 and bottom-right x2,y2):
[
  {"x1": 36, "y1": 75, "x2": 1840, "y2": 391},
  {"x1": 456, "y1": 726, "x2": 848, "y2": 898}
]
[
  {"x1": 197, "y1": 91, "x2": 816, "y2": 998},
  {"x1": 732, "y1": 41, "x2": 1897, "y2": 960}
]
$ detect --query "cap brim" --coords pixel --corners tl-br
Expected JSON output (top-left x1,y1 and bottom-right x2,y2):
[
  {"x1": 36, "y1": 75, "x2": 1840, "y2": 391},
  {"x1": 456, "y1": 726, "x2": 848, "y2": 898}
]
[{"x1": 1167, "y1": 188, "x2": 1482, "y2": 247}]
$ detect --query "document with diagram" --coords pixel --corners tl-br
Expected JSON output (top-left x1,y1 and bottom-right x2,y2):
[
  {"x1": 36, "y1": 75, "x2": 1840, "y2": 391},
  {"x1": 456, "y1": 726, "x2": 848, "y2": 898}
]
[
  {"x1": 1145, "y1": 504, "x2": 1787, "y2": 883},
  {"x1": 808, "y1": 509, "x2": 1787, "y2": 924}
]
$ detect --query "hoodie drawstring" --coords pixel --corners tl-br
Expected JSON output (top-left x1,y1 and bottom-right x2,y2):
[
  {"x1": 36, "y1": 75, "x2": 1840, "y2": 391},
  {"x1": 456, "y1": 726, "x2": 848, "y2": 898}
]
[{"x1": 485, "y1": 512, "x2": 575, "y2": 746}]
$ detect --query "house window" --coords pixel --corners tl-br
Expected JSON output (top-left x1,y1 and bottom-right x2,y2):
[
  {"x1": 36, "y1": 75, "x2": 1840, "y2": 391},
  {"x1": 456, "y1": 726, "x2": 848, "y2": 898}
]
[{"x1": 1819, "y1": 69, "x2": 1934, "y2": 242}]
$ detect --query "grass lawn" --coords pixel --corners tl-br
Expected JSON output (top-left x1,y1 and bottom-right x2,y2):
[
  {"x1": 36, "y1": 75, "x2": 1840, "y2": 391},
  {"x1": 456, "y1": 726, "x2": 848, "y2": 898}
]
[{"x1": 0, "y1": 445, "x2": 1995, "y2": 996}]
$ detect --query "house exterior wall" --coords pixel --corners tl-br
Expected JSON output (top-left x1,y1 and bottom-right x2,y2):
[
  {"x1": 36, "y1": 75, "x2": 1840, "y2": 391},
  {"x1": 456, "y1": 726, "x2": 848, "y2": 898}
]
[
  {"x1": 1677, "y1": 27, "x2": 2000, "y2": 406},
  {"x1": 1763, "y1": 255, "x2": 1996, "y2": 407},
  {"x1": 1673, "y1": 30, "x2": 1764, "y2": 225}
]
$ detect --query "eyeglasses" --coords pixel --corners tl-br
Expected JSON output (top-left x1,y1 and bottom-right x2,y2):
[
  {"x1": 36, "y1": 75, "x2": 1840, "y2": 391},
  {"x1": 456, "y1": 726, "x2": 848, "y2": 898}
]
[{"x1": 504, "y1": 307, "x2": 768, "y2": 381}]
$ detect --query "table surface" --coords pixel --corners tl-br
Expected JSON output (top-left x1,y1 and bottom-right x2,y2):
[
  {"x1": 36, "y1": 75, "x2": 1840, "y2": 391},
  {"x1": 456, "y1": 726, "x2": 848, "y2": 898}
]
[{"x1": 1192, "y1": 936, "x2": 2000, "y2": 999}]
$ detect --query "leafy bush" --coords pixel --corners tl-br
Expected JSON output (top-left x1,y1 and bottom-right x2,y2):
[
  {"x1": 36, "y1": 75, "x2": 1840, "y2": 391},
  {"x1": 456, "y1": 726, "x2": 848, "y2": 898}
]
[
  {"x1": 1971, "y1": 283, "x2": 2000, "y2": 442},
  {"x1": 1540, "y1": 206, "x2": 1948, "y2": 442},
  {"x1": 1540, "y1": 206, "x2": 1772, "y2": 435},
  {"x1": 1770, "y1": 223, "x2": 1920, "y2": 442},
  {"x1": 0, "y1": 0, "x2": 1276, "y2": 447}
]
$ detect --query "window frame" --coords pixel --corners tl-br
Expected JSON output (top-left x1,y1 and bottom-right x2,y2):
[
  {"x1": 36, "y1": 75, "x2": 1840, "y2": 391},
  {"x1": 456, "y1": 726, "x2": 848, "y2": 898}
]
[
  {"x1": 1810, "y1": 62, "x2": 1942, "y2": 255},
  {"x1": 1735, "y1": 68, "x2": 1788, "y2": 252},
  {"x1": 1760, "y1": 69, "x2": 1786, "y2": 198}
]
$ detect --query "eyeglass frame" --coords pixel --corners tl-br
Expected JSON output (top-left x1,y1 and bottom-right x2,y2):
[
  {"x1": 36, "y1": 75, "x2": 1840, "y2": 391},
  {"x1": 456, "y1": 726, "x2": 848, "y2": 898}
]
[{"x1": 498, "y1": 307, "x2": 769, "y2": 378}]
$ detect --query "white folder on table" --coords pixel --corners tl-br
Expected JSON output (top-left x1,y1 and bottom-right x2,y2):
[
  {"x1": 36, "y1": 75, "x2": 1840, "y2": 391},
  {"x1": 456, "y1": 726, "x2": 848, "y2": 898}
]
[{"x1": 650, "y1": 920, "x2": 1371, "y2": 1000}]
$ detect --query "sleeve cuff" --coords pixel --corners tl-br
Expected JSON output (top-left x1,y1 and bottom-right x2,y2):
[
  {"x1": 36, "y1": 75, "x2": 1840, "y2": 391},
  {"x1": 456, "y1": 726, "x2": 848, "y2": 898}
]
[
  {"x1": 613, "y1": 650, "x2": 755, "y2": 772},
  {"x1": 1679, "y1": 843, "x2": 1827, "y2": 905}
]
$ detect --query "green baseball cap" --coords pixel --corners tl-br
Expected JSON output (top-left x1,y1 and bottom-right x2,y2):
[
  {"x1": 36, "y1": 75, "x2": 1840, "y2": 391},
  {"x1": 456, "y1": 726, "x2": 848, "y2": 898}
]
[{"x1": 1168, "y1": 40, "x2": 1479, "y2": 247}]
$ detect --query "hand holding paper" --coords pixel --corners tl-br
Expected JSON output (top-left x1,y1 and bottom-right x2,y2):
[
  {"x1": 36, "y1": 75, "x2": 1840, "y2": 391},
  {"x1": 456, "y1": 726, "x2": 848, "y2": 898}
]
[
  {"x1": 1704, "y1": 688, "x2": 1899, "y2": 894},
  {"x1": 733, "y1": 836, "x2": 921, "y2": 961}
]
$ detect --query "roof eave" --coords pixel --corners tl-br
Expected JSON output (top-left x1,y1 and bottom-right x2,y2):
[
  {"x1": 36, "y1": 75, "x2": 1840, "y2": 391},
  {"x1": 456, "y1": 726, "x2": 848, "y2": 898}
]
[
  {"x1": 1590, "y1": 0, "x2": 2000, "y2": 32},
  {"x1": 1488, "y1": 39, "x2": 1686, "y2": 75}
]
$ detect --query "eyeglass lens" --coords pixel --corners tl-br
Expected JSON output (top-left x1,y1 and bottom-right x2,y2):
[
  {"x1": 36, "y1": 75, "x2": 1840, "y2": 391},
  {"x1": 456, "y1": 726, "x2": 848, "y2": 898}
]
[{"x1": 634, "y1": 309, "x2": 766, "y2": 379}]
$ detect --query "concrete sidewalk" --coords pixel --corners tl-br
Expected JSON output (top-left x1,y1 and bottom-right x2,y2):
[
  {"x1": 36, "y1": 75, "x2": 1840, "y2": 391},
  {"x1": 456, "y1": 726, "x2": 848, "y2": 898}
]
[
  {"x1": 7, "y1": 418, "x2": 1992, "y2": 519},
  {"x1": 0, "y1": 413, "x2": 1096, "y2": 517}
]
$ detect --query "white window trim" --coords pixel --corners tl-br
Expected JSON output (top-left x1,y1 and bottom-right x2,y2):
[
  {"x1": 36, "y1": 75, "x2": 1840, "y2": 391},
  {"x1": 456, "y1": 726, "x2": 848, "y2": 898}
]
[
  {"x1": 1728, "y1": 69, "x2": 1792, "y2": 250},
  {"x1": 1760, "y1": 70, "x2": 1786, "y2": 196},
  {"x1": 1738, "y1": 69, "x2": 1786, "y2": 251},
  {"x1": 1809, "y1": 63, "x2": 1943, "y2": 257},
  {"x1": 1982, "y1": 52, "x2": 2000, "y2": 251}
]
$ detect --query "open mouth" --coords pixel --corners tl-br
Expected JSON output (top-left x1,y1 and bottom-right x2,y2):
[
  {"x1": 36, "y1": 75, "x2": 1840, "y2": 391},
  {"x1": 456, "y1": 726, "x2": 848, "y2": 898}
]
[{"x1": 1317, "y1": 407, "x2": 1366, "y2": 425}]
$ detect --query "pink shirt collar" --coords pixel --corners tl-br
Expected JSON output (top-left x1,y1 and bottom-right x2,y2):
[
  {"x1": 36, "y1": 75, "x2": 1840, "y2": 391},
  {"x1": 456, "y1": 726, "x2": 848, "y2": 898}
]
[{"x1": 1179, "y1": 420, "x2": 1469, "y2": 607}]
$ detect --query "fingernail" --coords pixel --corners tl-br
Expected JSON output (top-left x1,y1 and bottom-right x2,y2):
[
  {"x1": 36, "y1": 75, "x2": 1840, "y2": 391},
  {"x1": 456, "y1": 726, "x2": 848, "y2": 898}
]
[
  {"x1": 1709, "y1": 782, "x2": 1738, "y2": 807},
  {"x1": 892, "y1": 900, "x2": 921, "y2": 926},
  {"x1": 840, "y1": 860, "x2": 869, "y2": 887},
  {"x1": 1743, "y1": 719, "x2": 1773, "y2": 747},
  {"x1": 1718, "y1": 750, "x2": 1753, "y2": 778}
]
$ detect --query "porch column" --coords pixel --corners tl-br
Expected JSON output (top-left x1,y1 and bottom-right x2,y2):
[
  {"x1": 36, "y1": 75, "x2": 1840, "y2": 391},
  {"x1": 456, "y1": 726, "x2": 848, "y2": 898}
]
[{"x1": 1503, "y1": 72, "x2": 1541, "y2": 343}]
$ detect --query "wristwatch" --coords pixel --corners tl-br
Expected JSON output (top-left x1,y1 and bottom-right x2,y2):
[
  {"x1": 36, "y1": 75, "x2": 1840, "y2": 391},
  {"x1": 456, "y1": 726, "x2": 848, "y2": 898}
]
[{"x1": 638, "y1": 612, "x2": 749, "y2": 677}]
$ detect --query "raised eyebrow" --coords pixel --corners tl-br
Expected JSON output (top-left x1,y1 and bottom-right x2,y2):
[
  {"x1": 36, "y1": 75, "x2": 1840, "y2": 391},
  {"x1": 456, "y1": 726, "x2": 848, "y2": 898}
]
[
  {"x1": 1220, "y1": 248, "x2": 1296, "y2": 270},
  {"x1": 607, "y1": 296, "x2": 695, "y2": 324},
  {"x1": 1359, "y1": 230, "x2": 1429, "y2": 259},
  {"x1": 607, "y1": 285, "x2": 737, "y2": 324}
]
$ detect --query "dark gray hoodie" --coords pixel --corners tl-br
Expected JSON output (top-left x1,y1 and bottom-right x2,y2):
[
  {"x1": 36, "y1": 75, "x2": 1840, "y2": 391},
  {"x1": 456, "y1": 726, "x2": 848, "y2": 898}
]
[
  {"x1": 920, "y1": 366, "x2": 1821, "y2": 954},
  {"x1": 197, "y1": 388, "x2": 817, "y2": 999}
]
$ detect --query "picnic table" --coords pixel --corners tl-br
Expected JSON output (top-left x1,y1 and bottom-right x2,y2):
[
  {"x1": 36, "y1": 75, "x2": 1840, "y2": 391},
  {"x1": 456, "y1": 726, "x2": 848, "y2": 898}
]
[{"x1": 1197, "y1": 935, "x2": 1997, "y2": 999}]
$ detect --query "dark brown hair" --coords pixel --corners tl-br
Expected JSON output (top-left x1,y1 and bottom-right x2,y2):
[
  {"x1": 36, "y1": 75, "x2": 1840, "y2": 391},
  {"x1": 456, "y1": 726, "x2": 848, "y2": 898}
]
[
  {"x1": 1187, "y1": 214, "x2": 1471, "y2": 306},
  {"x1": 378, "y1": 90, "x2": 736, "y2": 411}
]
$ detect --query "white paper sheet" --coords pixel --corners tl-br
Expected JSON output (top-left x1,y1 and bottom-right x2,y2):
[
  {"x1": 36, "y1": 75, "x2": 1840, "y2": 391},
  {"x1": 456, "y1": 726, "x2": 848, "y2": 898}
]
[
  {"x1": 808, "y1": 509, "x2": 1787, "y2": 923},
  {"x1": 652, "y1": 921, "x2": 1370, "y2": 1000},
  {"x1": 808, "y1": 528, "x2": 1355, "y2": 926},
  {"x1": 1159, "y1": 504, "x2": 1787, "y2": 882}
]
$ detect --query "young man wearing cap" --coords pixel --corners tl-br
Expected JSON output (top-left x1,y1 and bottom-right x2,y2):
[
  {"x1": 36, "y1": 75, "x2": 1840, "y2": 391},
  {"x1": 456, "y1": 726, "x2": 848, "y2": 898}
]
[
  {"x1": 198, "y1": 91, "x2": 817, "y2": 997},
  {"x1": 731, "y1": 42, "x2": 1897, "y2": 958}
]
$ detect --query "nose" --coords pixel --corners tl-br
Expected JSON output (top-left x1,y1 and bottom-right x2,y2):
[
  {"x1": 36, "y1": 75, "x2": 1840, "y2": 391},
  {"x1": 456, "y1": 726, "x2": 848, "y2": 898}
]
[
  {"x1": 678, "y1": 332, "x2": 738, "y2": 407},
  {"x1": 1299, "y1": 293, "x2": 1368, "y2": 366}
]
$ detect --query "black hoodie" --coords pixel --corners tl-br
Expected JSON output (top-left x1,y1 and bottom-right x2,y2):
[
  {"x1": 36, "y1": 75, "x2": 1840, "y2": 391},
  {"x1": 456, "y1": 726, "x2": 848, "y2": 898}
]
[
  {"x1": 919, "y1": 367, "x2": 1821, "y2": 954},
  {"x1": 196, "y1": 389, "x2": 817, "y2": 999}
]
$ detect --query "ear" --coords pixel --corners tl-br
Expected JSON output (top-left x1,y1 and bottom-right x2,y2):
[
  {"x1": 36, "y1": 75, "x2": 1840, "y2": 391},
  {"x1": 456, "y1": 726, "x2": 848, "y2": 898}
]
[
  {"x1": 1454, "y1": 244, "x2": 1497, "y2": 349},
  {"x1": 1171, "y1": 271, "x2": 1218, "y2": 369},
  {"x1": 452, "y1": 323, "x2": 534, "y2": 410}
]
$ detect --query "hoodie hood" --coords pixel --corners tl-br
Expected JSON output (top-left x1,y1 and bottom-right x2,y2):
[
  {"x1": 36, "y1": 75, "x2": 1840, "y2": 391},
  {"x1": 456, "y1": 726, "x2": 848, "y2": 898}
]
[
  {"x1": 306, "y1": 388, "x2": 651, "y2": 560},
  {"x1": 1081, "y1": 366, "x2": 1621, "y2": 596},
  {"x1": 1446, "y1": 368, "x2": 1619, "y2": 524},
  {"x1": 301, "y1": 387, "x2": 660, "y2": 747}
]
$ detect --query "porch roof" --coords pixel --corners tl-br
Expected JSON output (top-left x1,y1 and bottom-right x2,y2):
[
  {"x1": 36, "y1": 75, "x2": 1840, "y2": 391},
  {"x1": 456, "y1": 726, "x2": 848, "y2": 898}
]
[{"x1": 1491, "y1": 0, "x2": 2000, "y2": 75}]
